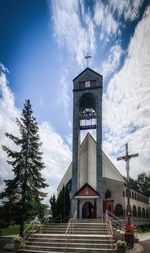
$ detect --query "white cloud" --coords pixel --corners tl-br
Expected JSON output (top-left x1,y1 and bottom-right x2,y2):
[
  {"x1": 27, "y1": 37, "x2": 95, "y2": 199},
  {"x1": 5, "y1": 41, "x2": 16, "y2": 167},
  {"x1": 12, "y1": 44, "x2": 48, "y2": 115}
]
[
  {"x1": 109, "y1": 0, "x2": 144, "y2": 21},
  {"x1": 0, "y1": 68, "x2": 20, "y2": 192},
  {"x1": 57, "y1": 67, "x2": 70, "y2": 114},
  {"x1": 50, "y1": 0, "x2": 96, "y2": 67},
  {"x1": 103, "y1": 6, "x2": 150, "y2": 178},
  {"x1": 101, "y1": 42, "x2": 122, "y2": 78},
  {"x1": 94, "y1": 1, "x2": 119, "y2": 39},
  {"x1": 39, "y1": 122, "x2": 71, "y2": 197},
  {"x1": 0, "y1": 67, "x2": 71, "y2": 200}
]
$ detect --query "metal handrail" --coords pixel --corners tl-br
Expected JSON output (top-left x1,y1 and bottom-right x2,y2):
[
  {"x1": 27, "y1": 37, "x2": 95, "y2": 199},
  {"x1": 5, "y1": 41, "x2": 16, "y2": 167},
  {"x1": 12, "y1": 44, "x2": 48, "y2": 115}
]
[
  {"x1": 65, "y1": 211, "x2": 77, "y2": 252},
  {"x1": 51, "y1": 214, "x2": 62, "y2": 223},
  {"x1": 104, "y1": 212, "x2": 115, "y2": 253},
  {"x1": 62, "y1": 215, "x2": 70, "y2": 223},
  {"x1": 105, "y1": 210, "x2": 125, "y2": 229},
  {"x1": 23, "y1": 210, "x2": 50, "y2": 245}
]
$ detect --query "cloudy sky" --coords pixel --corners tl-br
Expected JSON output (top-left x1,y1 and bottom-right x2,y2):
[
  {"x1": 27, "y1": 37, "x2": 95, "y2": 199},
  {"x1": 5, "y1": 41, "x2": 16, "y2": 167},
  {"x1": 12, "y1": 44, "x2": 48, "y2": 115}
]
[{"x1": 0, "y1": 0, "x2": 150, "y2": 200}]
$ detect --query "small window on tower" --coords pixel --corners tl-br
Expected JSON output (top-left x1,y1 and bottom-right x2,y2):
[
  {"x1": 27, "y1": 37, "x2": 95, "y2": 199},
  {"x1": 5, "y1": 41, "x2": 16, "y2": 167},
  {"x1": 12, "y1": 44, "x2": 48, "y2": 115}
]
[
  {"x1": 85, "y1": 81, "x2": 90, "y2": 88},
  {"x1": 91, "y1": 80, "x2": 96, "y2": 87},
  {"x1": 79, "y1": 82, "x2": 85, "y2": 88}
]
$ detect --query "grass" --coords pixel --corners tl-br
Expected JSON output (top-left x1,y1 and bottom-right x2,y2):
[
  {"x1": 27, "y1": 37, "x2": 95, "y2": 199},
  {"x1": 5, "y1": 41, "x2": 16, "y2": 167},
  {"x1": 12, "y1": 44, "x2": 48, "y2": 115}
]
[
  {"x1": 0, "y1": 224, "x2": 20, "y2": 236},
  {"x1": 0, "y1": 223, "x2": 41, "y2": 236},
  {"x1": 137, "y1": 225, "x2": 150, "y2": 233}
]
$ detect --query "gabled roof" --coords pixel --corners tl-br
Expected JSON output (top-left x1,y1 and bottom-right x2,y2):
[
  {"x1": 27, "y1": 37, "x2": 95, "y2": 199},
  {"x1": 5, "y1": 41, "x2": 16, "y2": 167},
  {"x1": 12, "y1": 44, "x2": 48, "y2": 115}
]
[
  {"x1": 73, "y1": 67, "x2": 102, "y2": 81},
  {"x1": 75, "y1": 183, "x2": 99, "y2": 197}
]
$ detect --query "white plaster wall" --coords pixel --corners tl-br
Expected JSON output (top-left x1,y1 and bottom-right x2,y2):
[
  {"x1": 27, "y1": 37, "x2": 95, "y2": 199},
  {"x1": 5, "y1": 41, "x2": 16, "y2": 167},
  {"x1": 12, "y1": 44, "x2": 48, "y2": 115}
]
[
  {"x1": 102, "y1": 153, "x2": 125, "y2": 183},
  {"x1": 88, "y1": 135, "x2": 96, "y2": 190},
  {"x1": 103, "y1": 178, "x2": 126, "y2": 210},
  {"x1": 79, "y1": 137, "x2": 88, "y2": 188},
  {"x1": 57, "y1": 163, "x2": 72, "y2": 195}
]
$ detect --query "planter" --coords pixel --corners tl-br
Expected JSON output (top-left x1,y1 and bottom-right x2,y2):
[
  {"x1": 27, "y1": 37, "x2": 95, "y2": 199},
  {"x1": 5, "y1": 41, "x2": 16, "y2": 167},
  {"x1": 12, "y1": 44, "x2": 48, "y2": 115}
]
[{"x1": 124, "y1": 233, "x2": 134, "y2": 249}]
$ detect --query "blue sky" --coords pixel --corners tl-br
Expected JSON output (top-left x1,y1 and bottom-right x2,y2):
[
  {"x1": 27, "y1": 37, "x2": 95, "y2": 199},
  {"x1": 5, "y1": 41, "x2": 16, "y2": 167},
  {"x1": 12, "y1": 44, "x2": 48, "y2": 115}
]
[{"x1": 0, "y1": 0, "x2": 150, "y2": 198}]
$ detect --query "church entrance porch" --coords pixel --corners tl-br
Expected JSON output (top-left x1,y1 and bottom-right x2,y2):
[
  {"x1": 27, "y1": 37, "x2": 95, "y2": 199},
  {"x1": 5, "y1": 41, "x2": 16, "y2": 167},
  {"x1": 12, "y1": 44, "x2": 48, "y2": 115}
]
[
  {"x1": 77, "y1": 198, "x2": 98, "y2": 219},
  {"x1": 82, "y1": 201, "x2": 96, "y2": 218}
]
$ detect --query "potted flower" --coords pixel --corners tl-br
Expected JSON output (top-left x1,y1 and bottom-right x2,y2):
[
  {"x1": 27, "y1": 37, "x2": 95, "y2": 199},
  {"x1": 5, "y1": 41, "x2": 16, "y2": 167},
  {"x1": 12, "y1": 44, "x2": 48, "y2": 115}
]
[
  {"x1": 123, "y1": 224, "x2": 136, "y2": 249},
  {"x1": 117, "y1": 240, "x2": 127, "y2": 253},
  {"x1": 123, "y1": 224, "x2": 136, "y2": 233}
]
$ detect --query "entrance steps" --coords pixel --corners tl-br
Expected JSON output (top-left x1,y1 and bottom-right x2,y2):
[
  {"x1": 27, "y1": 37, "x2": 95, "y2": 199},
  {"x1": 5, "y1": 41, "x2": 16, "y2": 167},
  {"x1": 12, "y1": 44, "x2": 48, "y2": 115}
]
[{"x1": 20, "y1": 222, "x2": 116, "y2": 253}]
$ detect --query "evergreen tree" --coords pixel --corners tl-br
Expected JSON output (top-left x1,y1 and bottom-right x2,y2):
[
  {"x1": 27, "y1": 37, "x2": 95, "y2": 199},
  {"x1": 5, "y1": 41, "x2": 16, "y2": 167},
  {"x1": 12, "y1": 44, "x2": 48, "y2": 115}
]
[
  {"x1": 0, "y1": 99, "x2": 48, "y2": 237},
  {"x1": 50, "y1": 194, "x2": 57, "y2": 220},
  {"x1": 50, "y1": 186, "x2": 71, "y2": 222},
  {"x1": 137, "y1": 172, "x2": 150, "y2": 197}
]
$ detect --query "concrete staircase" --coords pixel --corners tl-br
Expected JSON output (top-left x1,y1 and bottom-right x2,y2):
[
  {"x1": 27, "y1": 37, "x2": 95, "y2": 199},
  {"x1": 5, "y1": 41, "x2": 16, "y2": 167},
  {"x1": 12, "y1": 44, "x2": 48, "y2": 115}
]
[{"x1": 20, "y1": 222, "x2": 116, "y2": 253}]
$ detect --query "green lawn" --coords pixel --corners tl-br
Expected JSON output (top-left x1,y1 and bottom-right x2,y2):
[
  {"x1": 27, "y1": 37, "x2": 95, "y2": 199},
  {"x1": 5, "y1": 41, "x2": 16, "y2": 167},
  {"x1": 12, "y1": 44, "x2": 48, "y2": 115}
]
[
  {"x1": 0, "y1": 224, "x2": 41, "y2": 236},
  {"x1": 0, "y1": 224, "x2": 20, "y2": 236},
  {"x1": 137, "y1": 225, "x2": 150, "y2": 233}
]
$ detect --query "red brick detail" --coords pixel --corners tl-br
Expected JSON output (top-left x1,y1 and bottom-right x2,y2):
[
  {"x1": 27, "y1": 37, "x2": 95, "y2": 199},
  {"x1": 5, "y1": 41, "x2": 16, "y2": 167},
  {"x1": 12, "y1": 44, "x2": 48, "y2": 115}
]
[{"x1": 76, "y1": 184, "x2": 98, "y2": 196}]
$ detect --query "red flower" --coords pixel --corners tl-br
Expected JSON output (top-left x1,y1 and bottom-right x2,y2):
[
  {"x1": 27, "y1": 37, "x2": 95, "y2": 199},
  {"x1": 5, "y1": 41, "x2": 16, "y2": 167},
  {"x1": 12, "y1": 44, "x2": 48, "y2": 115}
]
[{"x1": 123, "y1": 224, "x2": 136, "y2": 233}]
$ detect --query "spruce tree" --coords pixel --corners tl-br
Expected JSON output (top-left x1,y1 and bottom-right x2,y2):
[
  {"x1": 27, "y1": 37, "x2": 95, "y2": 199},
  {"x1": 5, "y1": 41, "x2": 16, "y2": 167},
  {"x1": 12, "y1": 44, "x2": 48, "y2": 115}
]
[
  {"x1": 52, "y1": 186, "x2": 71, "y2": 222},
  {"x1": 1, "y1": 99, "x2": 48, "y2": 237},
  {"x1": 50, "y1": 194, "x2": 57, "y2": 220}
]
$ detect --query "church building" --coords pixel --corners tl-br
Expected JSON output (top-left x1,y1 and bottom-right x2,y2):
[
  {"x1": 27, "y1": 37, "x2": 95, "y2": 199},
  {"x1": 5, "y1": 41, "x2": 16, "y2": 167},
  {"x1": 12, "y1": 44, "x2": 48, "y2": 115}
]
[{"x1": 58, "y1": 67, "x2": 149, "y2": 225}]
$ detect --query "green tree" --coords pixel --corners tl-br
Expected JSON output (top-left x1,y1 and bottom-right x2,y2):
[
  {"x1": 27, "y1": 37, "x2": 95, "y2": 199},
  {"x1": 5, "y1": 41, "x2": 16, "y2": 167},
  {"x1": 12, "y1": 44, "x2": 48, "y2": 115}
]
[
  {"x1": 128, "y1": 177, "x2": 139, "y2": 191},
  {"x1": 136, "y1": 172, "x2": 150, "y2": 197},
  {"x1": 50, "y1": 186, "x2": 71, "y2": 222},
  {"x1": 0, "y1": 99, "x2": 48, "y2": 237},
  {"x1": 56, "y1": 186, "x2": 71, "y2": 222},
  {"x1": 0, "y1": 205, "x2": 10, "y2": 230},
  {"x1": 50, "y1": 194, "x2": 57, "y2": 219}
]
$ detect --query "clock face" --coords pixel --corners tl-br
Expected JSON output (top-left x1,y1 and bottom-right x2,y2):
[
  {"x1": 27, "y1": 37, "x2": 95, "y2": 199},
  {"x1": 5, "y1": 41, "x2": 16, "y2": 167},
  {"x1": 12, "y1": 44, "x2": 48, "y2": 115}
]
[{"x1": 85, "y1": 81, "x2": 90, "y2": 87}]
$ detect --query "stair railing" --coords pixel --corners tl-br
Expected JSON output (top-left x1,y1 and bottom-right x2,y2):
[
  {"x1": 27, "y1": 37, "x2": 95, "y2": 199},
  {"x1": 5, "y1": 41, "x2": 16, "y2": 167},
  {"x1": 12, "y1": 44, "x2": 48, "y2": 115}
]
[
  {"x1": 23, "y1": 210, "x2": 50, "y2": 246},
  {"x1": 51, "y1": 214, "x2": 62, "y2": 223},
  {"x1": 65, "y1": 210, "x2": 77, "y2": 252},
  {"x1": 104, "y1": 212, "x2": 115, "y2": 253},
  {"x1": 105, "y1": 210, "x2": 125, "y2": 229}
]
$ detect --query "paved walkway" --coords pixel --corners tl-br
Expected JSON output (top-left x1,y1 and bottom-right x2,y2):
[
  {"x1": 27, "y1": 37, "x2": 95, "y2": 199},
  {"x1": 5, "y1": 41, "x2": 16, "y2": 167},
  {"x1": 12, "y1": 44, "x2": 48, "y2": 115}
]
[{"x1": 126, "y1": 232, "x2": 150, "y2": 253}]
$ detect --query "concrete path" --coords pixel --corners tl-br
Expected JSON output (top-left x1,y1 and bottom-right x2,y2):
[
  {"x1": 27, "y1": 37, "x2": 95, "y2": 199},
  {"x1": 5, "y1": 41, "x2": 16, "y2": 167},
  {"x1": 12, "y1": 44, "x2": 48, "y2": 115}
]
[
  {"x1": 126, "y1": 233, "x2": 150, "y2": 253},
  {"x1": 137, "y1": 232, "x2": 150, "y2": 242},
  {"x1": 137, "y1": 233, "x2": 150, "y2": 253}
]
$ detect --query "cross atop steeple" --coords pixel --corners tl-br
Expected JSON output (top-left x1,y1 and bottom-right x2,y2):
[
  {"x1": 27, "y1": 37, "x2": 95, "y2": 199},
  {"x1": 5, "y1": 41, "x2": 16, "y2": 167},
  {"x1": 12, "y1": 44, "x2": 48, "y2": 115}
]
[{"x1": 84, "y1": 54, "x2": 91, "y2": 67}]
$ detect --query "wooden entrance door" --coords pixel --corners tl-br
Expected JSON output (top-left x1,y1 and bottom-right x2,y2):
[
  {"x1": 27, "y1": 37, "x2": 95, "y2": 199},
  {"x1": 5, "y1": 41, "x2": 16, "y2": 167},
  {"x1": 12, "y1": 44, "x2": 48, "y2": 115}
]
[{"x1": 103, "y1": 200, "x2": 114, "y2": 214}]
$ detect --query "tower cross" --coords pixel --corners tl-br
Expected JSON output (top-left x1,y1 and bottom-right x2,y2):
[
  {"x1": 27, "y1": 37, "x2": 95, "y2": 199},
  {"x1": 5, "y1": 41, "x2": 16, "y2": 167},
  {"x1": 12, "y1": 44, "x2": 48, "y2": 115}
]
[
  {"x1": 117, "y1": 143, "x2": 139, "y2": 225},
  {"x1": 84, "y1": 54, "x2": 91, "y2": 67}
]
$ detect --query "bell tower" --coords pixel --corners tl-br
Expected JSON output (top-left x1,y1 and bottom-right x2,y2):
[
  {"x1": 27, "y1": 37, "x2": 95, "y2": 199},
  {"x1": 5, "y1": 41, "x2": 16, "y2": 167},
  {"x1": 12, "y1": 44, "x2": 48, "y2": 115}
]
[{"x1": 71, "y1": 67, "x2": 103, "y2": 218}]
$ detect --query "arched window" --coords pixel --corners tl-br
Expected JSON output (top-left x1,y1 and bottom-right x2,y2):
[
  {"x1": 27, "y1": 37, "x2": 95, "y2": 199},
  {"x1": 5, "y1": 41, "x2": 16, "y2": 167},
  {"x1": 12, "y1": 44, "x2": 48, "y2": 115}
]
[
  {"x1": 138, "y1": 207, "x2": 141, "y2": 217},
  {"x1": 105, "y1": 190, "x2": 111, "y2": 199},
  {"x1": 122, "y1": 191, "x2": 125, "y2": 197},
  {"x1": 115, "y1": 204, "x2": 123, "y2": 217},
  {"x1": 133, "y1": 206, "x2": 137, "y2": 217},
  {"x1": 135, "y1": 193, "x2": 136, "y2": 200},
  {"x1": 146, "y1": 209, "x2": 149, "y2": 218},
  {"x1": 142, "y1": 208, "x2": 145, "y2": 218},
  {"x1": 79, "y1": 93, "x2": 96, "y2": 130},
  {"x1": 132, "y1": 192, "x2": 134, "y2": 199}
]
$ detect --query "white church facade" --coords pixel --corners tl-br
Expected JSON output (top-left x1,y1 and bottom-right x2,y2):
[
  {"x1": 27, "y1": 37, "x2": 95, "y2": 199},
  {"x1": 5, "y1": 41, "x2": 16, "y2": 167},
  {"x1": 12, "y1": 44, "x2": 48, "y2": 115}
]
[{"x1": 58, "y1": 67, "x2": 150, "y2": 225}]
